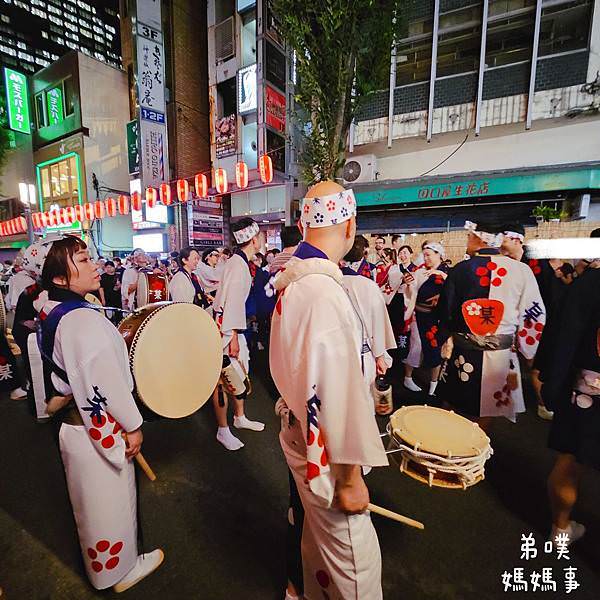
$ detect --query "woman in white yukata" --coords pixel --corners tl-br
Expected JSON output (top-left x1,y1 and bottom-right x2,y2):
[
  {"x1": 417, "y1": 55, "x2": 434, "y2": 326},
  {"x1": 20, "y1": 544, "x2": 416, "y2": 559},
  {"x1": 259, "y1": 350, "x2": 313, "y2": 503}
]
[
  {"x1": 169, "y1": 246, "x2": 211, "y2": 309},
  {"x1": 23, "y1": 234, "x2": 164, "y2": 593}
]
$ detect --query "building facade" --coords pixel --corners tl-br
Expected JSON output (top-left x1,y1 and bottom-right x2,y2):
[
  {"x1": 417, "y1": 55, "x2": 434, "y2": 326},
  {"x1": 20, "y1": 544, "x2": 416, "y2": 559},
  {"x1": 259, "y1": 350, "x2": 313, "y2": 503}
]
[
  {"x1": 346, "y1": 0, "x2": 600, "y2": 234},
  {"x1": 119, "y1": 0, "x2": 213, "y2": 253},
  {"x1": 0, "y1": 0, "x2": 121, "y2": 74},
  {"x1": 207, "y1": 0, "x2": 296, "y2": 248}
]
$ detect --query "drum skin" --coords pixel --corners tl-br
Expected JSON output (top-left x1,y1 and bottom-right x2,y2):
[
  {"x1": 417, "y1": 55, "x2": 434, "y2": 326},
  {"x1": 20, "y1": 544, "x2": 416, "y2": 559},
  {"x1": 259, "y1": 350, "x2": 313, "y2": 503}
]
[
  {"x1": 137, "y1": 272, "x2": 168, "y2": 306},
  {"x1": 118, "y1": 302, "x2": 222, "y2": 418}
]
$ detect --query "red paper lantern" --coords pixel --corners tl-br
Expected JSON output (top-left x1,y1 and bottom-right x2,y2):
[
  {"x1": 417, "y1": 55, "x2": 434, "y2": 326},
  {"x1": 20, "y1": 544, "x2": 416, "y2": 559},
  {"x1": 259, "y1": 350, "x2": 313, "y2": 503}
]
[
  {"x1": 17, "y1": 216, "x2": 27, "y2": 233},
  {"x1": 176, "y1": 179, "x2": 189, "y2": 203},
  {"x1": 74, "y1": 204, "x2": 84, "y2": 222},
  {"x1": 6, "y1": 220, "x2": 14, "y2": 235},
  {"x1": 65, "y1": 206, "x2": 75, "y2": 223},
  {"x1": 84, "y1": 203, "x2": 94, "y2": 221},
  {"x1": 59, "y1": 207, "x2": 69, "y2": 225},
  {"x1": 105, "y1": 197, "x2": 117, "y2": 217},
  {"x1": 195, "y1": 173, "x2": 208, "y2": 198},
  {"x1": 118, "y1": 195, "x2": 130, "y2": 215},
  {"x1": 94, "y1": 201, "x2": 105, "y2": 219},
  {"x1": 0, "y1": 223, "x2": 5, "y2": 236},
  {"x1": 215, "y1": 168, "x2": 228, "y2": 195},
  {"x1": 32, "y1": 213, "x2": 42, "y2": 229},
  {"x1": 259, "y1": 155, "x2": 273, "y2": 184},
  {"x1": 131, "y1": 191, "x2": 142, "y2": 212},
  {"x1": 159, "y1": 183, "x2": 172, "y2": 205},
  {"x1": 146, "y1": 187, "x2": 157, "y2": 208},
  {"x1": 49, "y1": 210, "x2": 61, "y2": 227},
  {"x1": 236, "y1": 161, "x2": 249, "y2": 189}
]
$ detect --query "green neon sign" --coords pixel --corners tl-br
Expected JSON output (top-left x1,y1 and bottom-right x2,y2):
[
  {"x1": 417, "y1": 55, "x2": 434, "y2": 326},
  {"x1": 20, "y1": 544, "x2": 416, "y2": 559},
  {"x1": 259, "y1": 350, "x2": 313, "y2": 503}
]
[
  {"x1": 3, "y1": 67, "x2": 31, "y2": 134},
  {"x1": 35, "y1": 151, "x2": 83, "y2": 231},
  {"x1": 46, "y1": 86, "x2": 64, "y2": 126}
]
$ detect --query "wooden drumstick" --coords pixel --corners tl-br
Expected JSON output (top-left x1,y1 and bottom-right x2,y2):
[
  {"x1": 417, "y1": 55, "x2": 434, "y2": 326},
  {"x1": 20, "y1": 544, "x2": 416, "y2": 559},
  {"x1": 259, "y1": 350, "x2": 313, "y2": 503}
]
[
  {"x1": 135, "y1": 452, "x2": 157, "y2": 482},
  {"x1": 122, "y1": 432, "x2": 157, "y2": 482},
  {"x1": 367, "y1": 503, "x2": 425, "y2": 530}
]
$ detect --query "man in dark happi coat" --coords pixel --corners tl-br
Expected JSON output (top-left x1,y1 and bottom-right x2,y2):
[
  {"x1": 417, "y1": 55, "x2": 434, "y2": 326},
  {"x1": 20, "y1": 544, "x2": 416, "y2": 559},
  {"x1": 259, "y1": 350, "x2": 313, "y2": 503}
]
[{"x1": 437, "y1": 220, "x2": 545, "y2": 427}]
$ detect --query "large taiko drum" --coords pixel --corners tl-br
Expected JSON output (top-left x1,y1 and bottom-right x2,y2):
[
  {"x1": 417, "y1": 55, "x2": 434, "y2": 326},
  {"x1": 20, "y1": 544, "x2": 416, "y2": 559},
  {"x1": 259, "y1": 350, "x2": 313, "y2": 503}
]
[
  {"x1": 388, "y1": 405, "x2": 493, "y2": 489},
  {"x1": 137, "y1": 272, "x2": 168, "y2": 306},
  {"x1": 118, "y1": 302, "x2": 222, "y2": 418}
]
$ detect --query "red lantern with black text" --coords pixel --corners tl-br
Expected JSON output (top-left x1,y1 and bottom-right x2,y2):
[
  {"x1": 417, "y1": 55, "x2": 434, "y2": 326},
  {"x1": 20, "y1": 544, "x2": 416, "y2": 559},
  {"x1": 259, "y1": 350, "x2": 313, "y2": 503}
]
[
  {"x1": 105, "y1": 197, "x2": 117, "y2": 217},
  {"x1": 176, "y1": 179, "x2": 189, "y2": 203},
  {"x1": 215, "y1": 168, "x2": 228, "y2": 195},
  {"x1": 118, "y1": 195, "x2": 130, "y2": 215},
  {"x1": 195, "y1": 173, "x2": 208, "y2": 198},
  {"x1": 259, "y1": 155, "x2": 273, "y2": 184},
  {"x1": 236, "y1": 161, "x2": 249, "y2": 189},
  {"x1": 84, "y1": 203, "x2": 94, "y2": 221},
  {"x1": 131, "y1": 191, "x2": 142, "y2": 212},
  {"x1": 146, "y1": 187, "x2": 157, "y2": 208},
  {"x1": 159, "y1": 183, "x2": 172, "y2": 205}
]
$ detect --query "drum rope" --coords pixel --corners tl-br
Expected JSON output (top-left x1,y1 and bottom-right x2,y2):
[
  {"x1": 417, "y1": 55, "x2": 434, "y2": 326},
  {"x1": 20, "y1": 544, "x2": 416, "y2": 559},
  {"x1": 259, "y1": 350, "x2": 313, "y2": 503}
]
[{"x1": 385, "y1": 422, "x2": 493, "y2": 489}]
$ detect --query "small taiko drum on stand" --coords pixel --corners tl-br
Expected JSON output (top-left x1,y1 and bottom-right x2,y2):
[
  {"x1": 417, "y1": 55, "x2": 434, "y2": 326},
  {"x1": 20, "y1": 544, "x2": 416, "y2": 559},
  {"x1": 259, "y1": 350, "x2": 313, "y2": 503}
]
[
  {"x1": 386, "y1": 405, "x2": 493, "y2": 489},
  {"x1": 137, "y1": 272, "x2": 168, "y2": 307},
  {"x1": 118, "y1": 302, "x2": 222, "y2": 418}
]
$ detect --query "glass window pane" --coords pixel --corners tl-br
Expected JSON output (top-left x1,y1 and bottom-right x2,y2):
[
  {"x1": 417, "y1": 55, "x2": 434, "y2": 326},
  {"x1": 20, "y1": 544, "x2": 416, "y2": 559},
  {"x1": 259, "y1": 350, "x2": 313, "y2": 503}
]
[
  {"x1": 539, "y1": 1, "x2": 592, "y2": 57},
  {"x1": 50, "y1": 163, "x2": 60, "y2": 198},
  {"x1": 41, "y1": 167, "x2": 51, "y2": 202}
]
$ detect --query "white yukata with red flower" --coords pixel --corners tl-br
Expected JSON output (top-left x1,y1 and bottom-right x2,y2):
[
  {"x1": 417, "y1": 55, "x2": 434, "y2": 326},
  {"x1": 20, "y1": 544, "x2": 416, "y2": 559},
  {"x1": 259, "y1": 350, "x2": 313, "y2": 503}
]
[
  {"x1": 40, "y1": 299, "x2": 143, "y2": 590},
  {"x1": 270, "y1": 246, "x2": 388, "y2": 600}
]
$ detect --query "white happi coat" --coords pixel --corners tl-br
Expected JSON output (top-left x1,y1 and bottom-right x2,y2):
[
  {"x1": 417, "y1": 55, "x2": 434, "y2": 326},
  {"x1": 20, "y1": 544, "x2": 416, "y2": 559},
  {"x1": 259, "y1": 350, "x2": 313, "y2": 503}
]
[
  {"x1": 169, "y1": 270, "x2": 195, "y2": 304},
  {"x1": 194, "y1": 261, "x2": 223, "y2": 294},
  {"x1": 270, "y1": 255, "x2": 388, "y2": 600},
  {"x1": 120, "y1": 267, "x2": 138, "y2": 311},
  {"x1": 5, "y1": 270, "x2": 35, "y2": 311},
  {"x1": 212, "y1": 252, "x2": 251, "y2": 374},
  {"x1": 342, "y1": 272, "x2": 396, "y2": 389},
  {"x1": 40, "y1": 300, "x2": 143, "y2": 590}
]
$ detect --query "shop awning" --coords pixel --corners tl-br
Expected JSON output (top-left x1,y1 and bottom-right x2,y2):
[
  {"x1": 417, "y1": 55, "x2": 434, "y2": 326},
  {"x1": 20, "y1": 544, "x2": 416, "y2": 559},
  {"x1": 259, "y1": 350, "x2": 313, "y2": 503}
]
[{"x1": 354, "y1": 163, "x2": 600, "y2": 207}]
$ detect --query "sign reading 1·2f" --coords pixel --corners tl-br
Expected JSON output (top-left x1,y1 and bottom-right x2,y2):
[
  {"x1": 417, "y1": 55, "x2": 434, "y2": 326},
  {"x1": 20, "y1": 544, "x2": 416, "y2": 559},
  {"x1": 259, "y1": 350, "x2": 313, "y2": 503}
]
[{"x1": 3, "y1": 68, "x2": 31, "y2": 134}]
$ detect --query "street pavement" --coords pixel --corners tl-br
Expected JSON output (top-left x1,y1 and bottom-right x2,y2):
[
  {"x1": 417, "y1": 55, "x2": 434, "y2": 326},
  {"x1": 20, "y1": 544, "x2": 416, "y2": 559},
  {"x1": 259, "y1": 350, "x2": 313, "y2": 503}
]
[{"x1": 1, "y1": 350, "x2": 599, "y2": 600}]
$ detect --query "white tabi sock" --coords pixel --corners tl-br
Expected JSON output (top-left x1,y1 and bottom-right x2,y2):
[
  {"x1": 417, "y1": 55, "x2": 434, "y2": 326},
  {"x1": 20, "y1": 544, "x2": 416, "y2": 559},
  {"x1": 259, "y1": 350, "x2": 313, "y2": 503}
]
[
  {"x1": 404, "y1": 377, "x2": 422, "y2": 392},
  {"x1": 428, "y1": 381, "x2": 438, "y2": 396},
  {"x1": 233, "y1": 414, "x2": 265, "y2": 431},
  {"x1": 216, "y1": 426, "x2": 244, "y2": 450}
]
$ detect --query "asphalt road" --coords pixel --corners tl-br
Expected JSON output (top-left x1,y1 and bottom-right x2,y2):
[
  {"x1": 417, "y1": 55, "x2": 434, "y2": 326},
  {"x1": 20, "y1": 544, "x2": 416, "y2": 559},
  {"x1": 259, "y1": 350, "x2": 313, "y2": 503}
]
[{"x1": 1, "y1": 350, "x2": 599, "y2": 600}]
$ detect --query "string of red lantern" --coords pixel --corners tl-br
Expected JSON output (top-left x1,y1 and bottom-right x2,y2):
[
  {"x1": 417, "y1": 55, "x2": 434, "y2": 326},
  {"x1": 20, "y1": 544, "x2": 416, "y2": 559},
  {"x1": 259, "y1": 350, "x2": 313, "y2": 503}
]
[{"x1": 0, "y1": 156, "x2": 278, "y2": 236}]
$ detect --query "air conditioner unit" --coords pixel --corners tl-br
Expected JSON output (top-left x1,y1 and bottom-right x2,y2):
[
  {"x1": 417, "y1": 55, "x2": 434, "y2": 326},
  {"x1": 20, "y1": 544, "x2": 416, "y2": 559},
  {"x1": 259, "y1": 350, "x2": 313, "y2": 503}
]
[
  {"x1": 342, "y1": 154, "x2": 377, "y2": 185},
  {"x1": 215, "y1": 16, "x2": 235, "y2": 63}
]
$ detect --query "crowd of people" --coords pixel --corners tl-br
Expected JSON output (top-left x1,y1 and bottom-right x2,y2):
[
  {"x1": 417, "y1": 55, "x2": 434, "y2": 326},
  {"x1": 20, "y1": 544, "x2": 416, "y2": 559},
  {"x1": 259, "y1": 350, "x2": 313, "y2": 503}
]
[{"x1": 0, "y1": 184, "x2": 598, "y2": 599}]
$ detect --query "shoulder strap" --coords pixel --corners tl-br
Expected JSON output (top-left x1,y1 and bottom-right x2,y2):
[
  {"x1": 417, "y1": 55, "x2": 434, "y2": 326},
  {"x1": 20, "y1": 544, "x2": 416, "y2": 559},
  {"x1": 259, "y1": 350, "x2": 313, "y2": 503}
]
[{"x1": 37, "y1": 300, "x2": 100, "y2": 385}]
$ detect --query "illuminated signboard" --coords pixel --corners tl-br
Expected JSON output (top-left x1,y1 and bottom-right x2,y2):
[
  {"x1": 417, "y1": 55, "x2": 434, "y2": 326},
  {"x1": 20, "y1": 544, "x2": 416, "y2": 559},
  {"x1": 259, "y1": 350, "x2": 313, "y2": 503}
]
[
  {"x1": 3, "y1": 67, "x2": 31, "y2": 134},
  {"x1": 238, "y1": 64, "x2": 257, "y2": 115},
  {"x1": 46, "y1": 86, "x2": 64, "y2": 126}
]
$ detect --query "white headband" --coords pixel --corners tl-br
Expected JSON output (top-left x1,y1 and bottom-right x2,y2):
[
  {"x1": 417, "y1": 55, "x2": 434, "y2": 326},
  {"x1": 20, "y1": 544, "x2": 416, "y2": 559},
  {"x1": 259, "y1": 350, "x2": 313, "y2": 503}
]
[
  {"x1": 233, "y1": 221, "x2": 260, "y2": 244},
  {"x1": 423, "y1": 242, "x2": 445, "y2": 259},
  {"x1": 464, "y1": 221, "x2": 503, "y2": 248},
  {"x1": 300, "y1": 189, "x2": 356, "y2": 229},
  {"x1": 503, "y1": 231, "x2": 525, "y2": 242},
  {"x1": 22, "y1": 233, "x2": 72, "y2": 278}
]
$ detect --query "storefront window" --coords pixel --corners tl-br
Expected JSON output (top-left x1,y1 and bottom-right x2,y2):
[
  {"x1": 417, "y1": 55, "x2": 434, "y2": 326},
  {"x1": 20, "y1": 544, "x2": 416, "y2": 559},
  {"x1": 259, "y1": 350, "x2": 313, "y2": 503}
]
[{"x1": 36, "y1": 153, "x2": 81, "y2": 211}]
